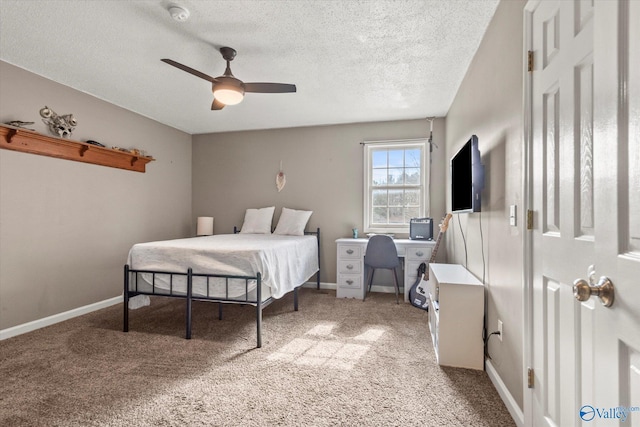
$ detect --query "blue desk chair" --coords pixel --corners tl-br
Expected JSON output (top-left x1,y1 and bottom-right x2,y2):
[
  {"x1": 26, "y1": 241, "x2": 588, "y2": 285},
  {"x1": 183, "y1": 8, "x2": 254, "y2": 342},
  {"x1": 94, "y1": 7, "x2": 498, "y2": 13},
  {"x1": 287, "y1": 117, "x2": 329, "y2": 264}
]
[{"x1": 364, "y1": 235, "x2": 400, "y2": 303}]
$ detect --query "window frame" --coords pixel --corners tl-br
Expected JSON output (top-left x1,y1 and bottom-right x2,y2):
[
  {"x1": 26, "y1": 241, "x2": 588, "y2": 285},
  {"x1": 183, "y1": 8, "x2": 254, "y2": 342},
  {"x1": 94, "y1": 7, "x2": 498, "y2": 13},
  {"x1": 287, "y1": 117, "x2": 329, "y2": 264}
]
[{"x1": 363, "y1": 139, "x2": 429, "y2": 234}]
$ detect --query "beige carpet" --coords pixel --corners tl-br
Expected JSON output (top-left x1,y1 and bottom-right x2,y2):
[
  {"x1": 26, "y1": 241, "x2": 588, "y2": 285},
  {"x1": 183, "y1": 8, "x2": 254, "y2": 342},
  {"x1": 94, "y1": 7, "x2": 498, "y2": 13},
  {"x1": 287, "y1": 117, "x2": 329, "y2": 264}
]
[{"x1": 0, "y1": 289, "x2": 515, "y2": 426}]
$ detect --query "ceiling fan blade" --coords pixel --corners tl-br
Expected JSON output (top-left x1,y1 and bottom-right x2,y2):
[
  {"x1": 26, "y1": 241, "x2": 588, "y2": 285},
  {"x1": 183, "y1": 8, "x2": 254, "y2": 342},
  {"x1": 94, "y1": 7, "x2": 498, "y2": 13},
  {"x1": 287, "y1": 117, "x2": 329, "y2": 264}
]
[
  {"x1": 244, "y1": 83, "x2": 297, "y2": 93},
  {"x1": 161, "y1": 59, "x2": 219, "y2": 84},
  {"x1": 211, "y1": 98, "x2": 225, "y2": 110}
]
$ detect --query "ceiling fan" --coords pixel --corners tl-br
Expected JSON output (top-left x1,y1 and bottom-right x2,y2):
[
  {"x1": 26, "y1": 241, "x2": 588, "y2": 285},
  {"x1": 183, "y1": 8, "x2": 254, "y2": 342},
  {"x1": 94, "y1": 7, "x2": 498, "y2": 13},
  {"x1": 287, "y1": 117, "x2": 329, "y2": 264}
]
[{"x1": 162, "y1": 47, "x2": 296, "y2": 110}]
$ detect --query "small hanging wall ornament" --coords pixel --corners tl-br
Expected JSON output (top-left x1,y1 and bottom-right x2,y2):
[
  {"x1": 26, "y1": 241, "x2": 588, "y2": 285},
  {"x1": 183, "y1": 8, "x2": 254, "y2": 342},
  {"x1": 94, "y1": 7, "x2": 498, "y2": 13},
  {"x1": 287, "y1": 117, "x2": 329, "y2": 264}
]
[
  {"x1": 276, "y1": 160, "x2": 286, "y2": 192},
  {"x1": 39, "y1": 105, "x2": 77, "y2": 138}
]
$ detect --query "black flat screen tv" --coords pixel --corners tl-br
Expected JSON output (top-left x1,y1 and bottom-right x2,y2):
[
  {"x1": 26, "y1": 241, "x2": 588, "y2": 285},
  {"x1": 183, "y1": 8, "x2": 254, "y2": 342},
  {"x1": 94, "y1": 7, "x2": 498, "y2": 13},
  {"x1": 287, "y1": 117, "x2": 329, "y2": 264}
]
[{"x1": 451, "y1": 135, "x2": 484, "y2": 213}]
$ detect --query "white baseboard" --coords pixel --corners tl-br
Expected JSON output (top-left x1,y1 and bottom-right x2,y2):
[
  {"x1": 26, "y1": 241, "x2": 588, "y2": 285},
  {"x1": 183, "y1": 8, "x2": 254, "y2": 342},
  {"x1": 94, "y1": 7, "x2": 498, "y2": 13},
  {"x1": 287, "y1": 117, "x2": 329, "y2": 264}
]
[
  {"x1": 0, "y1": 283, "x2": 397, "y2": 340},
  {"x1": 486, "y1": 360, "x2": 524, "y2": 427},
  {"x1": 0, "y1": 295, "x2": 123, "y2": 341},
  {"x1": 302, "y1": 281, "x2": 336, "y2": 290},
  {"x1": 370, "y1": 284, "x2": 403, "y2": 294},
  {"x1": 301, "y1": 282, "x2": 401, "y2": 294}
]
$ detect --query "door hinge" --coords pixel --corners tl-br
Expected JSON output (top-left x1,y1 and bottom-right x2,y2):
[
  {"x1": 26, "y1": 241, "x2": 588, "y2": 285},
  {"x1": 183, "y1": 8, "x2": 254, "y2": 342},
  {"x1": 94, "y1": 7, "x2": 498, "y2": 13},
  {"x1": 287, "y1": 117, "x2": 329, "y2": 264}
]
[
  {"x1": 526, "y1": 209, "x2": 534, "y2": 230},
  {"x1": 528, "y1": 367, "x2": 535, "y2": 388},
  {"x1": 527, "y1": 50, "x2": 534, "y2": 72}
]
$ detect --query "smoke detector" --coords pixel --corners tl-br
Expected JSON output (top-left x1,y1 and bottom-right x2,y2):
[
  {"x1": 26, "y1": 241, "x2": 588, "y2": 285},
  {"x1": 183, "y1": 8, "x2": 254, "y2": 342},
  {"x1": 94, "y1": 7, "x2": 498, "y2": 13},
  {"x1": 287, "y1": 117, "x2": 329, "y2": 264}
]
[{"x1": 169, "y1": 5, "x2": 190, "y2": 22}]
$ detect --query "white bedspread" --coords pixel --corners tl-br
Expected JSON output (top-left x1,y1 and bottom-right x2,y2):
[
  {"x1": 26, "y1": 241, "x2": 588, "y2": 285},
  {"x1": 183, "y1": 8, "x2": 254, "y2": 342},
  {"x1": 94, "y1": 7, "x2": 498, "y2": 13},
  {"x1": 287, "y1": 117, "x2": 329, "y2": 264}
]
[{"x1": 127, "y1": 233, "x2": 319, "y2": 299}]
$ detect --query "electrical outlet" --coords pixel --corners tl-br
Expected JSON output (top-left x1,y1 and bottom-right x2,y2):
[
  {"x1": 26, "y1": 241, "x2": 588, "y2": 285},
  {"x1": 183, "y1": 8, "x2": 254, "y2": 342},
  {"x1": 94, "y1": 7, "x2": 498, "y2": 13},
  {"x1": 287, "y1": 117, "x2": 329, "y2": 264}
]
[{"x1": 498, "y1": 319, "x2": 503, "y2": 342}]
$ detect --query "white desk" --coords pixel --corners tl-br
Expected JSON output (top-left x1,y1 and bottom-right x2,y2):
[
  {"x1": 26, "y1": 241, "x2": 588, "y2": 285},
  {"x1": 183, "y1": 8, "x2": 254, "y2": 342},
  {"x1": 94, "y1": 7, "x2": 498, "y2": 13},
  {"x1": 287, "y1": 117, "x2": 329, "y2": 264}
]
[{"x1": 335, "y1": 238, "x2": 436, "y2": 301}]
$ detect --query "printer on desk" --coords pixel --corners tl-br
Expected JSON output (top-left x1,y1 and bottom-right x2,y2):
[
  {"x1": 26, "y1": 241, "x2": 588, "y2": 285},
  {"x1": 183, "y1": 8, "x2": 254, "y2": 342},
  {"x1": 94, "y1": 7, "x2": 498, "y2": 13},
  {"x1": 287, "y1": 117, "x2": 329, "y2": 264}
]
[{"x1": 409, "y1": 217, "x2": 433, "y2": 240}]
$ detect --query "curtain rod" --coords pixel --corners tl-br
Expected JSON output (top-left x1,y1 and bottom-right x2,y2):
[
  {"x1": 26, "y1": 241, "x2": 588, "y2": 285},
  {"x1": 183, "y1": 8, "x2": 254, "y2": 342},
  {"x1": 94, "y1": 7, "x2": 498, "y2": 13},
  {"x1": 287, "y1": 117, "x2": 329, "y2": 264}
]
[{"x1": 360, "y1": 137, "x2": 429, "y2": 146}]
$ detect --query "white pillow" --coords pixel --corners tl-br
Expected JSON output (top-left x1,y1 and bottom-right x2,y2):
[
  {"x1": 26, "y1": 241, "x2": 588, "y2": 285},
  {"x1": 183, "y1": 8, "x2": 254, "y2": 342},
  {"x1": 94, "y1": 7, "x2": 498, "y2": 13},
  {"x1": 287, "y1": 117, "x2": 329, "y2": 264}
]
[
  {"x1": 240, "y1": 206, "x2": 275, "y2": 234},
  {"x1": 273, "y1": 207, "x2": 313, "y2": 236}
]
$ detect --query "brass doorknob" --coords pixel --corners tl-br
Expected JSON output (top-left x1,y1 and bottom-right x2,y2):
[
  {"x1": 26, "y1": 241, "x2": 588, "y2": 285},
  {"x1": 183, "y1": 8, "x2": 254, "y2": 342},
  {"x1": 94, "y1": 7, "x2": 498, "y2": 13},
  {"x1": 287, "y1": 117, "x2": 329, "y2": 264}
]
[{"x1": 573, "y1": 276, "x2": 615, "y2": 307}]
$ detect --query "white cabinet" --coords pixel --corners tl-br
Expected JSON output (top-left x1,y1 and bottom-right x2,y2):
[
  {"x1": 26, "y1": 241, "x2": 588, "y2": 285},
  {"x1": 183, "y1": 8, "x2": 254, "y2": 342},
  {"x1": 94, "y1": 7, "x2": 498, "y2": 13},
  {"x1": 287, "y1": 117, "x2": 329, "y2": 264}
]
[
  {"x1": 336, "y1": 242, "x2": 364, "y2": 299},
  {"x1": 335, "y1": 238, "x2": 434, "y2": 301},
  {"x1": 428, "y1": 263, "x2": 484, "y2": 370}
]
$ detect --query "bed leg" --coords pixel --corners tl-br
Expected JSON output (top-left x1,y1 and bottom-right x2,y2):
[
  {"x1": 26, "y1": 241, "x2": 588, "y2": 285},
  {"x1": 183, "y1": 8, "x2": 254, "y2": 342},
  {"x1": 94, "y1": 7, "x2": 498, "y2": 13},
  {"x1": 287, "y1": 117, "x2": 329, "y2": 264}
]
[
  {"x1": 256, "y1": 304, "x2": 262, "y2": 348},
  {"x1": 218, "y1": 303, "x2": 223, "y2": 320},
  {"x1": 294, "y1": 287, "x2": 299, "y2": 311},
  {"x1": 186, "y1": 268, "x2": 193, "y2": 339},
  {"x1": 316, "y1": 227, "x2": 321, "y2": 290},
  {"x1": 256, "y1": 272, "x2": 262, "y2": 348},
  {"x1": 123, "y1": 265, "x2": 129, "y2": 333}
]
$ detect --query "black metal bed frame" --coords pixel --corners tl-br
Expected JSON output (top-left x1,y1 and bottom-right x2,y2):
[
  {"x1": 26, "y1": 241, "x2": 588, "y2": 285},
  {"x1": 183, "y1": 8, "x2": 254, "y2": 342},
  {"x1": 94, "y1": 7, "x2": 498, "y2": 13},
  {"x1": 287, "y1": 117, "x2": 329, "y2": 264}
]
[{"x1": 123, "y1": 228, "x2": 320, "y2": 348}]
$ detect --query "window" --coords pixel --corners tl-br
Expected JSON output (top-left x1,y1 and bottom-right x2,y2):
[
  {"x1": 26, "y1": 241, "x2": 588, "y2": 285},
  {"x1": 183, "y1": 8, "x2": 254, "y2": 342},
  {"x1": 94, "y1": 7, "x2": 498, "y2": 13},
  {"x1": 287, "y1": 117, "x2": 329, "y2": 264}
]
[{"x1": 363, "y1": 139, "x2": 428, "y2": 234}]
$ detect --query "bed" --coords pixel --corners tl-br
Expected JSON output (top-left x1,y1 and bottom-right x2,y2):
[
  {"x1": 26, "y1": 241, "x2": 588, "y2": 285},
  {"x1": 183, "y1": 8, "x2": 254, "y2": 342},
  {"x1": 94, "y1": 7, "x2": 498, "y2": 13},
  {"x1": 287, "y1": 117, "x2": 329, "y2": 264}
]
[{"x1": 123, "y1": 228, "x2": 320, "y2": 347}]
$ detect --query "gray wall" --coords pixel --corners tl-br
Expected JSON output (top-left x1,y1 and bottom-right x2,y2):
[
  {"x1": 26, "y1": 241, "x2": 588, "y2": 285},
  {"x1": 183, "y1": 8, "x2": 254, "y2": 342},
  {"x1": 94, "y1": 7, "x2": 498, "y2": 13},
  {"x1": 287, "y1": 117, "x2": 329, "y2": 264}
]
[
  {"x1": 445, "y1": 0, "x2": 525, "y2": 409},
  {"x1": 0, "y1": 61, "x2": 192, "y2": 329},
  {"x1": 192, "y1": 118, "x2": 447, "y2": 285}
]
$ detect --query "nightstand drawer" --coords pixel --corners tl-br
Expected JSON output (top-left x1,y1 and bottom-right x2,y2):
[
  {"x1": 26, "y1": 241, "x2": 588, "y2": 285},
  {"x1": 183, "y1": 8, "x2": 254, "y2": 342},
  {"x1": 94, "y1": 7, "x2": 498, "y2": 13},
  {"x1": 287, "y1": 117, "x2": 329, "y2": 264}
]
[
  {"x1": 338, "y1": 260, "x2": 362, "y2": 274},
  {"x1": 337, "y1": 274, "x2": 362, "y2": 290},
  {"x1": 338, "y1": 244, "x2": 362, "y2": 259},
  {"x1": 406, "y1": 247, "x2": 431, "y2": 261}
]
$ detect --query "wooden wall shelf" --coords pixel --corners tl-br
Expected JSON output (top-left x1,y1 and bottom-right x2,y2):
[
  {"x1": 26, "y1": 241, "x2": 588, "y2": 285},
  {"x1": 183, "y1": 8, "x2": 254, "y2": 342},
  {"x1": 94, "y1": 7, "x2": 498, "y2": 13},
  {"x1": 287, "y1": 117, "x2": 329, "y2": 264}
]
[{"x1": 0, "y1": 125, "x2": 154, "y2": 173}]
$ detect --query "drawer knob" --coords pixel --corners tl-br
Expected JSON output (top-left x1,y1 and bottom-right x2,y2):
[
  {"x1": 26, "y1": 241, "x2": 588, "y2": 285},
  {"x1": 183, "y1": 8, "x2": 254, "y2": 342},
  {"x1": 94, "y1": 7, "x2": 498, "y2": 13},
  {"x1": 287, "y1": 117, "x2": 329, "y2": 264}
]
[
  {"x1": 346, "y1": 280, "x2": 354, "y2": 285},
  {"x1": 416, "y1": 251, "x2": 424, "y2": 257},
  {"x1": 346, "y1": 249, "x2": 354, "y2": 254},
  {"x1": 346, "y1": 264, "x2": 354, "y2": 270}
]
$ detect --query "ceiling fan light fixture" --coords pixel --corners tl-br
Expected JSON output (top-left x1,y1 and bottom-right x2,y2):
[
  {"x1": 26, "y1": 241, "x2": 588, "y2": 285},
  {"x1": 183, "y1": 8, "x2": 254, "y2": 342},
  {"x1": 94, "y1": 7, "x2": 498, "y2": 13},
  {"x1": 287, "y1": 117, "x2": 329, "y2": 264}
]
[
  {"x1": 213, "y1": 86, "x2": 244, "y2": 105},
  {"x1": 162, "y1": 46, "x2": 296, "y2": 110}
]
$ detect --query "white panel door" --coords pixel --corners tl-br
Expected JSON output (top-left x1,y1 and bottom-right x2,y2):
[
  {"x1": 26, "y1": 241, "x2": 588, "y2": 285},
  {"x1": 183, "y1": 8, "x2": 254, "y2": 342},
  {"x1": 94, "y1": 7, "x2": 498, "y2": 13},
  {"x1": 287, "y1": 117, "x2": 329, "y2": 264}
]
[
  {"x1": 528, "y1": 0, "x2": 640, "y2": 426},
  {"x1": 591, "y1": 1, "x2": 640, "y2": 424}
]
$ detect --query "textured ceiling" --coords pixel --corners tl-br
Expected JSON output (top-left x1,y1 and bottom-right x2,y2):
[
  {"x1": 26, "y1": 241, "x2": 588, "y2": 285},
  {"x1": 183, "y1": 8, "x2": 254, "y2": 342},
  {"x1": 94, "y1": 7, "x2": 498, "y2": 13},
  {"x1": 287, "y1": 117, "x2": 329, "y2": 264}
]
[{"x1": 0, "y1": 0, "x2": 499, "y2": 134}]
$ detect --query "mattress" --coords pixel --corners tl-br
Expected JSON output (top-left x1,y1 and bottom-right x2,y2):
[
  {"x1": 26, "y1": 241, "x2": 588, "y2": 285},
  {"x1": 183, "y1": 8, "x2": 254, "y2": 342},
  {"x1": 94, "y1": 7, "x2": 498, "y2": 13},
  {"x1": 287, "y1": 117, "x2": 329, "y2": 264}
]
[{"x1": 127, "y1": 233, "x2": 319, "y2": 300}]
